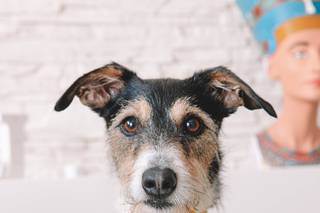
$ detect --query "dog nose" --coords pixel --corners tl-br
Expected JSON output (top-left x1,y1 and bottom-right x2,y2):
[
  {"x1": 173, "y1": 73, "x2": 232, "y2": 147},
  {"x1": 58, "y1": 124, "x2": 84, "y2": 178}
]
[{"x1": 142, "y1": 167, "x2": 177, "y2": 199}]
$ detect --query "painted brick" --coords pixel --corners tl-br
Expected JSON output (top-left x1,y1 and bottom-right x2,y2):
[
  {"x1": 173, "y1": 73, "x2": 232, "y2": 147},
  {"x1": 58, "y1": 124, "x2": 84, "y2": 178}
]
[{"x1": 0, "y1": 0, "x2": 286, "y2": 179}]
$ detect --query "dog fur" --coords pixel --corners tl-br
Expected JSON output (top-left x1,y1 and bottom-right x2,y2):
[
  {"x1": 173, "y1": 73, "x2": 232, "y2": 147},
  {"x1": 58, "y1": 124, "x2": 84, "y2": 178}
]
[{"x1": 55, "y1": 62, "x2": 276, "y2": 213}]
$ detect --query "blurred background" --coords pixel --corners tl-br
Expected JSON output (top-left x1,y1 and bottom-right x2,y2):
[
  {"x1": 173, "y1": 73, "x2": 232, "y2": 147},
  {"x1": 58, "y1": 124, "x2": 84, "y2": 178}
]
[
  {"x1": 0, "y1": 0, "x2": 284, "y2": 180},
  {"x1": 2, "y1": 1, "x2": 320, "y2": 213}
]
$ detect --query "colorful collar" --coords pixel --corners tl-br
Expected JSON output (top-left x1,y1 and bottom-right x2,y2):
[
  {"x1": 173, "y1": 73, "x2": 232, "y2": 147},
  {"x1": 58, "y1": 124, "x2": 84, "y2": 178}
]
[{"x1": 257, "y1": 131, "x2": 320, "y2": 166}]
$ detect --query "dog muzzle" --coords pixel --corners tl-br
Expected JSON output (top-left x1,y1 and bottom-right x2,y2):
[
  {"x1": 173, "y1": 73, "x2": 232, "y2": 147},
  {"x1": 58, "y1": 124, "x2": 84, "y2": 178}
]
[{"x1": 191, "y1": 210, "x2": 208, "y2": 213}]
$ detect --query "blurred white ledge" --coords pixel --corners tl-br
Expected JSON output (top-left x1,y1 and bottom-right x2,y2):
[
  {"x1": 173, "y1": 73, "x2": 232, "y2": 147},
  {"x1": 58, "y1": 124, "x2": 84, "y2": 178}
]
[{"x1": 0, "y1": 166, "x2": 319, "y2": 213}]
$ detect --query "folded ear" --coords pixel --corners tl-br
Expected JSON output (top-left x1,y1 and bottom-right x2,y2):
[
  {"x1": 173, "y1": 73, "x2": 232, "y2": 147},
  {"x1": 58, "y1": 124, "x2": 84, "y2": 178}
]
[
  {"x1": 54, "y1": 62, "x2": 137, "y2": 112},
  {"x1": 195, "y1": 66, "x2": 277, "y2": 118}
]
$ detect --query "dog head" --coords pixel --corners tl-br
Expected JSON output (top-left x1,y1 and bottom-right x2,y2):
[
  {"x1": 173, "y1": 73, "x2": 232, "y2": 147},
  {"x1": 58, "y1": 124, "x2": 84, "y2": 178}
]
[{"x1": 55, "y1": 62, "x2": 276, "y2": 212}]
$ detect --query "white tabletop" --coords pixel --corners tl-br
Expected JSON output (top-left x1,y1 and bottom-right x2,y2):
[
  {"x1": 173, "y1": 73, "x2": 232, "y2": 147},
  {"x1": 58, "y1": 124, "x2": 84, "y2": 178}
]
[
  {"x1": 221, "y1": 166, "x2": 320, "y2": 213},
  {"x1": 0, "y1": 166, "x2": 319, "y2": 213}
]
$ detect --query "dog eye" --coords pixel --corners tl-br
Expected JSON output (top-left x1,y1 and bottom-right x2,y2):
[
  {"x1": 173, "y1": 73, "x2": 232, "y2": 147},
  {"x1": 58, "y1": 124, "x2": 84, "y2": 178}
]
[
  {"x1": 183, "y1": 116, "x2": 202, "y2": 135},
  {"x1": 120, "y1": 116, "x2": 139, "y2": 136}
]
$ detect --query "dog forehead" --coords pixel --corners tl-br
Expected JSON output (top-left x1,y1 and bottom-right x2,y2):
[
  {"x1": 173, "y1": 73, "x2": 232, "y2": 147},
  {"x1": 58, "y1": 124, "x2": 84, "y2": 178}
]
[
  {"x1": 104, "y1": 77, "x2": 224, "y2": 129},
  {"x1": 122, "y1": 78, "x2": 213, "y2": 118},
  {"x1": 142, "y1": 78, "x2": 213, "y2": 113},
  {"x1": 144, "y1": 78, "x2": 187, "y2": 102},
  {"x1": 140, "y1": 78, "x2": 224, "y2": 130}
]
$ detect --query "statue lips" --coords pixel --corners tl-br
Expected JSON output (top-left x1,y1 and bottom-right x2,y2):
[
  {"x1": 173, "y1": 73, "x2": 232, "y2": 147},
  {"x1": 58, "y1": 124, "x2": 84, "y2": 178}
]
[{"x1": 309, "y1": 79, "x2": 320, "y2": 87}]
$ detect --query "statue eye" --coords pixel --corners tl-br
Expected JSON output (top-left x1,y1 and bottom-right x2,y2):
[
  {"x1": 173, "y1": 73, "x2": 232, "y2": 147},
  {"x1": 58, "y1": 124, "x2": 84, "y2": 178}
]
[
  {"x1": 183, "y1": 116, "x2": 202, "y2": 136},
  {"x1": 292, "y1": 49, "x2": 308, "y2": 60},
  {"x1": 120, "y1": 116, "x2": 139, "y2": 136}
]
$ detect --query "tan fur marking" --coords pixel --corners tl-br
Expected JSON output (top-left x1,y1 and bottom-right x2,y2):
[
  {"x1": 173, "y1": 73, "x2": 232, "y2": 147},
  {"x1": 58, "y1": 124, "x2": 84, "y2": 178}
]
[
  {"x1": 76, "y1": 66, "x2": 124, "y2": 108},
  {"x1": 111, "y1": 98, "x2": 152, "y2": 128},
  {"x1": 107, "y1": 130, "x2": 152, "y2": 187},
  {"x1": 176, "y1": 135, "x2": 219, "y2": 210},
  {"x1": 169, "y1": 97, "x2": 220, "y2": 210},
  {"x1": 106, "y1": 98, "x2": 152, "y2": 189},
  {"x1": 170, "y1": 97, "x2": 217, "y2": 130},
  {"x1": 210, "y1": 71, "x2": 245, "y2": 108},
  {"x1": 86, "y1": 65, "x2": 123, "y2": 81}
]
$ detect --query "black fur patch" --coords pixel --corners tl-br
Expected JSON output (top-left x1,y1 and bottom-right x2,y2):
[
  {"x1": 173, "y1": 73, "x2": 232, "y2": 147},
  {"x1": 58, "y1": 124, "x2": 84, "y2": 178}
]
[{"x1": 208, "y1": 149, "x2": 223, "y2": 184}]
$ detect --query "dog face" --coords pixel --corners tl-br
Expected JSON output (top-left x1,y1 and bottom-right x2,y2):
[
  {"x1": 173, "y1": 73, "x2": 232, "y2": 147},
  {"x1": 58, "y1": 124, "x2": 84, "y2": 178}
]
[{"x1": 55, "y1": 63, "x2": 276, "y2": 213}]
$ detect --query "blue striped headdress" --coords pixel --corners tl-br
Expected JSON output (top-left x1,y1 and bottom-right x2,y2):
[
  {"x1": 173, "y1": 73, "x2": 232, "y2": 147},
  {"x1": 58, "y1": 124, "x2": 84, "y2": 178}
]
[{"x1": 236, "y1": 0, "x2": 320, "y2": 54}]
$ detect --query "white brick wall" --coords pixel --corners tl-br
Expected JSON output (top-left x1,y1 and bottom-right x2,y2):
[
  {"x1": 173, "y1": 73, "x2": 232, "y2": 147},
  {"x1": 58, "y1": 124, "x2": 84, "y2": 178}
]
[{"x1": 0, "y1": 0, "x2": 282, "y2": 179}]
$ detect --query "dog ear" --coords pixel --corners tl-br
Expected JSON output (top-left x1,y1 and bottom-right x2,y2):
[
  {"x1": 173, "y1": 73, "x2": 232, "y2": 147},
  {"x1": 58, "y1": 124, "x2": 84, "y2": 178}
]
[
  {"x1": 196, "y1": 66, "x2": 277, "y2": 118},
  {"x1": 54, "y1": 62, "x2": 137, "y2": 112}
]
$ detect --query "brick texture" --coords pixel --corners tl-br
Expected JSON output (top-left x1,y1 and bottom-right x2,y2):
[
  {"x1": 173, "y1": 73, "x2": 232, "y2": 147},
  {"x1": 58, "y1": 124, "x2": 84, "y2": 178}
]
[{"x1": 0, "y1": 0, "x2": 283, "y2": 178}]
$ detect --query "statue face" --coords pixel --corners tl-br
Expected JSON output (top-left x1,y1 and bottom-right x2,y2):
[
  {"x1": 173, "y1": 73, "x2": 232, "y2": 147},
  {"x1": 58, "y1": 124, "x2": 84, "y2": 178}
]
[{"x1": 269, "y1": 29, "x2": 320, "y2": 102}]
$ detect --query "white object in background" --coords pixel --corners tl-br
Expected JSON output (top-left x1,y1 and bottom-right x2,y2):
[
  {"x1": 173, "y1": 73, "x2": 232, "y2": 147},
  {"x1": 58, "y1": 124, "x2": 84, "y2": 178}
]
[
  {"x1": 0, "y1": 113, "x2": 11, "y2": 178},
  {"x1": 63, "y1": 164, "x2": 80, "y2": 179},
  {"x1": 303, "y1": 0, "x2": 316, "y2": 14}
]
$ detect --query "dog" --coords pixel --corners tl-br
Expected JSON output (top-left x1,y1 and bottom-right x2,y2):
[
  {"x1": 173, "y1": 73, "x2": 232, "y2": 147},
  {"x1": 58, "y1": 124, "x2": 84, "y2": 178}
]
[{"x1": 54, "y1": 62, "x2": 276, "y2": 213}]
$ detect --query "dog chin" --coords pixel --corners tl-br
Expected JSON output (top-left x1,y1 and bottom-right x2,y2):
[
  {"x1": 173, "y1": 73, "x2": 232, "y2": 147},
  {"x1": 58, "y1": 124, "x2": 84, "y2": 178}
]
[
  {"x1": 144, "y1": 199, "x2": 173, "y2": 209},
  {"x1": 130, "y1": 201, "x2": 192, "y2": 213}
]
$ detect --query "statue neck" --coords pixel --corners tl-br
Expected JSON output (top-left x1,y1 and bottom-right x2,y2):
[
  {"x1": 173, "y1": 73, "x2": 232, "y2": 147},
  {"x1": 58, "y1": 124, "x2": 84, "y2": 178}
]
[{"x1": 269, "y1": 95, "x2": 320, "y2": 153}]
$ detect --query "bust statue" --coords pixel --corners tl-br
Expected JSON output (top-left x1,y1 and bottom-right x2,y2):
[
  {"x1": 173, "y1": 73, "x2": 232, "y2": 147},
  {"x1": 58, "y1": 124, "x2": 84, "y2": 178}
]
[{"x1": 237, "y1": 0, "x2": 320, "y2": 167}]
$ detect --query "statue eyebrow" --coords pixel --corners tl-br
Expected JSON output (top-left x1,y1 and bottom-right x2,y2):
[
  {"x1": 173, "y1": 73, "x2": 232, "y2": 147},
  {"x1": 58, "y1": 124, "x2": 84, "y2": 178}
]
[{"x1": 289, "y1": 41, "x2": 309, "y2": 50}]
